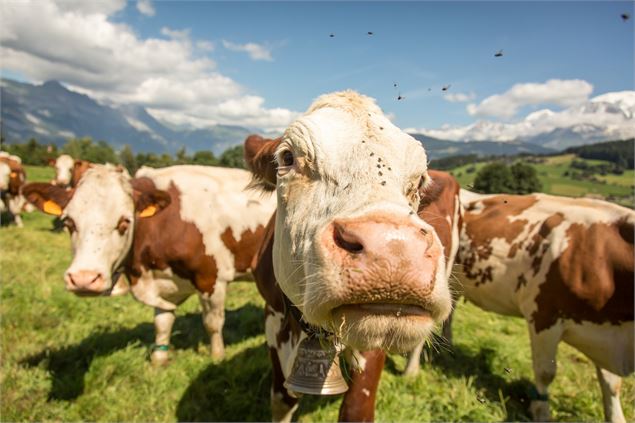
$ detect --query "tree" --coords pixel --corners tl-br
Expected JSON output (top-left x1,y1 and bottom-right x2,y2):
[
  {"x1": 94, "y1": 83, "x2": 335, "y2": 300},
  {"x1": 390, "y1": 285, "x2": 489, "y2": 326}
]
[
  {"x1": 119, "y1": 145, "x2": 137, "y2": 174},
  {"x1": 192, "y1": 150, "x2": 218, "y2": 166},
  {"x1": 473, "y1": 162, "x2": 515, "y2": 194},
  {"x1": 219, "y1": 145, "x2": 245, "y2": 169},
  {"x1": 510, "y1": 162, "x2": 542, "y2": 194}
]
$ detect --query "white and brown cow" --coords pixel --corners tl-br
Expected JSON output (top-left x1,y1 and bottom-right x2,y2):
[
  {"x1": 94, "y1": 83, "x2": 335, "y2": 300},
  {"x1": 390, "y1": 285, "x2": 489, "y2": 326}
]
[
  {"x1": 23, "y1": 164, "x2": 275, "y2": 365},
  {"x1": 0, "y1": 152, "x2": 27, "y2": 227},
  {"x1": 245, "y1": 90, "x2": 453, "y2": 422},
  {"x1": 48, "y1": 154, "x2": 92, "y2": 188},
  {"x1": 455, "y1": 191, "x2": 634, "y2": 423}
]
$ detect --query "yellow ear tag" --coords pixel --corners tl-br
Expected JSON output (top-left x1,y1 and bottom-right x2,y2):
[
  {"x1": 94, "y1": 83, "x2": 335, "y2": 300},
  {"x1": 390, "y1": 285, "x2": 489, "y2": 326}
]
[
  {"x1": 43, "y1": 200, "x2": 63, "y2": 216},
  {"x1": 10, "y1": 172, "x2": 17, "y2": 177},
  {"x1": 139, "y1": 205, "x2": 157, "y2": 218}
]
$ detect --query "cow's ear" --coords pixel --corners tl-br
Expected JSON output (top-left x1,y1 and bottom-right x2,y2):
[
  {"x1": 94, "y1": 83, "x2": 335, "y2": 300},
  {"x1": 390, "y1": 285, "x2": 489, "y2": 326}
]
[
  {"x1": 47, "y1": 158, "x2": 56, "y2": 166},
  {"x1": 131, "y1": 178, "x2": 171, "y2": 218},
  {"x1": 22, "y1": 182, "x2": 73, "y2": 216},
  {"x1": 243, "y1": 134, "x2": 281, "y2": 191}
]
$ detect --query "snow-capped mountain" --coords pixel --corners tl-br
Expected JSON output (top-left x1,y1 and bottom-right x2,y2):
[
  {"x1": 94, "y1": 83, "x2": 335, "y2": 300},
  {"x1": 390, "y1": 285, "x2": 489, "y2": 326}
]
[{"x1": 411, "y1": 91, "x2": 635, "y2": 150}]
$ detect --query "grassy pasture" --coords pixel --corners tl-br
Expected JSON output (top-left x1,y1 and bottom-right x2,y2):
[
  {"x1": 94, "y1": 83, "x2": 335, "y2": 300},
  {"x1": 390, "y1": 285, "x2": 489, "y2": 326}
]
[
  {"x1": 2, "y1": 164, "x2": 634, "y2": 421},
  {"x1": 449, "y1": 154, "x2": 634, "y2": 207}
]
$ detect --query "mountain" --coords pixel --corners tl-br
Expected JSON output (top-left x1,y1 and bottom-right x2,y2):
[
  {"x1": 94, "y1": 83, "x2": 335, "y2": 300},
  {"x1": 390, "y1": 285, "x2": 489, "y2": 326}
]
[
  {"x1": 411, "y1": 91, "x2": 635, "y2": 151},
  {"x1": 0, "y1": 78, "x2": 254, "y2": 154},
  {"x1": 410, "y1": 134, "x2": 555, "y2": 160}
]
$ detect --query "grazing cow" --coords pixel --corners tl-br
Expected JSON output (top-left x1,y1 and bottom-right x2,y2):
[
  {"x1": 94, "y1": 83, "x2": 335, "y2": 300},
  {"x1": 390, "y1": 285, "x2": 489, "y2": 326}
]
[
  {"x1": 454, "y1": 191, "x2": 634, "y2": 423},
  {"x1": 245, "y1": 91, "x2": 453, "y2": 422},
  {"x1": 0, "y1": 153, "x2": 27, "y2": 227},
  {"x1": 23, "y1": 164, "x2": 275, "y2": 365},
  {"x1": 49, "y1": 154, "x2": 92, "y2": 187}
]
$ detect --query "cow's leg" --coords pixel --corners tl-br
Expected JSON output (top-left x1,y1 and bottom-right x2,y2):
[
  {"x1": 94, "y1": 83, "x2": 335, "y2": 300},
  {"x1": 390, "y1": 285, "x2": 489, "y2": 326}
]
[
  {"x1": 339, "y1": 350, "x2": 386, "y2": 422},
  {"x1": 528, "y1": 325, "x2": 562, "y2": 422},
  {"x1": 151, "y1": 308, "x2": 176, "y2": 366},
  {"x1": 8, "y1": 196, "x2": 24, "y2": 227},
  {"x1": 269, "y1": 346, "x2": 298, "y2": 423},
  {"x1": 596, "y1": 366, "x2": 626, "y2": 423},
  {"x1": 198, "y1": 280, "x2": 227, "y2": 360},
  {"x1": 403, "y1": 341, "x2": 423, "y2": 377}
]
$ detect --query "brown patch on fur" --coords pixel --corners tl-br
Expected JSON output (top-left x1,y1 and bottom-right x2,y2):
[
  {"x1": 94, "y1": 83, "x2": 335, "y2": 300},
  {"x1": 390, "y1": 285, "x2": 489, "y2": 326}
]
[
  {"x1": 71, "y1": 160, "x2": 93, "y2": 188},
  {"x1": 220, "y1": 225, "x2": 266, "y2": 272},
  {"x1": 0, "y1": 156, "x2": 25, "y2": 196},
  {"x1": 127, "y1": 180, "x2": 219, "y2": 295},
  {"x1": 532, "y1": 221, "x2": 634, "y2": 332},
  {"x1": 22, "y1": 182, "x2": 73, "y2": 212},
  {"x1": 338, "y1": 350, "x2": 386, "y2": 422},
  {"x1": 243, "y1": 135, "x2": 281, "y2": 191},
  {"x1": 516, "y1": 273, "x2": 528, "y2": 291},
  {"x1": 458, "y1": 194, "x2": 538, "y2": 284}
]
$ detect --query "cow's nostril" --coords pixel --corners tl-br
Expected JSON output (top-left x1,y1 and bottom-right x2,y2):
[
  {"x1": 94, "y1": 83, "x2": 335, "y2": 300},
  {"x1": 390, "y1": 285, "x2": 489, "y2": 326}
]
[
  {"x1": 90, "y1": 273, "x2": 102, "y2": 285},
  {"x1": 333, "y1": 223, "x2": 364, "y2": 253}
]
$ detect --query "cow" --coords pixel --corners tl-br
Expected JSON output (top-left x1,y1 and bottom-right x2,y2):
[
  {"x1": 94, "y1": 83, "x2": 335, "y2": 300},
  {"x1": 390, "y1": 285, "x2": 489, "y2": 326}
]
[
  {"x1": 23, "y1": 164, "x2": 276, "y2": 365},
  {"x1": 48, "y1": 154, "x2": 93, "y2": 188},
  {"x1": 244, "y1": 90, "x2": 454, "y2": 422},
  {"x1": 454, "y1": 191, "x2": 634, "y2": 423},
  {"x1": 0, "y1": 152, "x2": 27, "y2": 227}
]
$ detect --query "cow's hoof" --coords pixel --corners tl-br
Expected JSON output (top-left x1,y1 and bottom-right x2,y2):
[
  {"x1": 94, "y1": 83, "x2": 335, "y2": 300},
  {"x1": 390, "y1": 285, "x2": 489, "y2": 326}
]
[
  {"x1": 151, "y1": 350, "x2": 170, "y2": 367},
  {"x1": 529, "y1": 400, "x2": 551, "y2": 422}
]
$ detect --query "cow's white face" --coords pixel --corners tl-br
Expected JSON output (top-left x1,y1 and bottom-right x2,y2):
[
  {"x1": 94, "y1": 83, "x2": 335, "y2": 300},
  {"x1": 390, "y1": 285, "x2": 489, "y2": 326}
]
[
  {"x1": 54, "y1": 154, "x2": 74, "y2": 186},
  {"x1": 63, "y1": 166, "x2": 135, "y2": 295},
  {"x1": 271, "y1": 91, "x2": 451, "y2": 352},
  {"x1": 0, "y1": 162, "x2": 10, "y2": 191}
]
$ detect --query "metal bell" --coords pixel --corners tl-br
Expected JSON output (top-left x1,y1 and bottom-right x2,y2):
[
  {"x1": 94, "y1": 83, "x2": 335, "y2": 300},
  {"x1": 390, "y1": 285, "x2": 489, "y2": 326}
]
[{"x1": 284, "y1": 336, "x2": 349, "y2": 396}]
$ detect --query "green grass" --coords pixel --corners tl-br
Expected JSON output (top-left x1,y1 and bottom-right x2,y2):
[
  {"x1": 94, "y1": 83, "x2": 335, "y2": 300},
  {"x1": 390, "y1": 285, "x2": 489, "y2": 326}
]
[
  {"x1": 24, "y1": 165, "x2": 55, "y2": 183},
  {"x1": 1, "y1": 212, "x2": 633, "y2": 421},
  {"x1": 449, "y1": 154, "x2": 634, "y2": 207}
]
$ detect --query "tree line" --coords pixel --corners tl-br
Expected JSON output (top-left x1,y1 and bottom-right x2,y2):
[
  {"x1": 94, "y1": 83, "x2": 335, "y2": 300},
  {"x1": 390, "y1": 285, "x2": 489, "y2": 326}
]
[{"x1": 0, "y1": 138, "x2": 246, "y2": 174}]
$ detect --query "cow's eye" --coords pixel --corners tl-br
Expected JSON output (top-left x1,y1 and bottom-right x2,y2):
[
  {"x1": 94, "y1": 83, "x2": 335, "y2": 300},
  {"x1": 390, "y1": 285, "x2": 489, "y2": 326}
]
[
  {"x1": 117, "y1": 217, "x2": 130, "y2": 235},
  {"x1": 277, "y1": 149, "x2": 295, "y2": 176},
  {"x1": 281, "y1": 150, "x2": 294, "y2": 167},
  {"x1": 63, "y1": 217, "x2": 76, "y2": 233}
]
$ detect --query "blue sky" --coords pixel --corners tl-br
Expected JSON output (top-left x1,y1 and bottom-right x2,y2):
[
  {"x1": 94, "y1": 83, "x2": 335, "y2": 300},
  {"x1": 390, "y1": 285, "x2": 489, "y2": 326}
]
[{"x1": 2, "y1": 0, "x2": 634, "y2": 140}]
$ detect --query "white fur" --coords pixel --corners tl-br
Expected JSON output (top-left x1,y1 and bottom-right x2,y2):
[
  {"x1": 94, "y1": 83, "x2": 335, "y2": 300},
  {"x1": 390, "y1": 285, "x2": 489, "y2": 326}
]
[{"x1": 53, "y1": 154, "x2": 74, "y2": 186}]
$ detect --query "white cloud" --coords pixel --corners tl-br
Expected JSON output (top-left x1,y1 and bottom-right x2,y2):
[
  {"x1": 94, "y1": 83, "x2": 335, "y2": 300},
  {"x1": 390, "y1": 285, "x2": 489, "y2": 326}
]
[
  {"x1": 0, "y1": 0, "x2": 297, "y2": 131},
  {"x1": 137, "y1": 0, "x2": 155, "y2": 16},
  {"x1": 444, "y1": 92, "x2": 475, "y2": 103},
  {"x1": 407, "y1": 91, "x2": 635, "y2": 143},
  {"x1": 222, "y1": 40, "x2": 273, "y2": 62},
  {"x1": 196, "y1": 40, "x2": 214, "y2": 52},
  {"x1": 467, "y1": 79, "x2": 593, "y2": 118}
]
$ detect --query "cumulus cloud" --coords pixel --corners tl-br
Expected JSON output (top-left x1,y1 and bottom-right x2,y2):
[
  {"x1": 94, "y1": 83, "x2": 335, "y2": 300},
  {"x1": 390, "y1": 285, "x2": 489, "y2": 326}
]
[
  {"x1": 444, "y1": 92, "x2": 475, "y2": 103},
  {"x1": 222, "y1": 40, "x2": 273, "y2": 62},
  {"x1": 466, "y1": 79, "x2": 593, "y2": 118},
  {"x1": 406, "y1": 91, "x2": 635, "y2": 144},
  {"x1": 137, "y1": 0, "x2": 155, "y2": 16},
  {"x1": 0, "y1": 0, "x2": 296, "y2": 130}
]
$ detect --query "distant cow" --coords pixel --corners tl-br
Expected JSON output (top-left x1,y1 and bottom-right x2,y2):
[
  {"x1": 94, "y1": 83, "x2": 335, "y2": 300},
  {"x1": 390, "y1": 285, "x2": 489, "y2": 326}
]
[
  {"x1": 245, "y1": 91, "x2": 453, "y2": 422},
  {"x1": 0, "y1": 152, "x2": 27, "y2": 227},
  {"x1": 49, "y1": 154, "x2": 92, "y2": 188},
  {"x1": 23, "y1": 164, "x2": 275, "y2": 365},
  {"x1": 455, "y1": 191, "x2": 634, "y2": 423}
]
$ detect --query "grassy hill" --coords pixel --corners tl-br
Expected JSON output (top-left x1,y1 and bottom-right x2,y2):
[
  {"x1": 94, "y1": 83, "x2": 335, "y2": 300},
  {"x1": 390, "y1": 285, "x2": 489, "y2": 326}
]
[
  {"x1": 1, "y1": 165, "x2": 633, "y2": 421},
  {"x1": 449, "y1": 154, "x2": 634, "y2": 208}
]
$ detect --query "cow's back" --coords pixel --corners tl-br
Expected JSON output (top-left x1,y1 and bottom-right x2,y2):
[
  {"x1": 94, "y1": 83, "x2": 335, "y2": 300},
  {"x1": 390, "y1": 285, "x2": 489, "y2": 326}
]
[{"x1": 458, "y1": 192, "x2": 635, "y2": 371}]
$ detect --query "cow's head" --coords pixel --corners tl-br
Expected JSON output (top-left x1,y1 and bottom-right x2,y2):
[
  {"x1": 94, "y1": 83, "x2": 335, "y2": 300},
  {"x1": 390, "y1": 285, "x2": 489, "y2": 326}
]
[
  {"x1": 23, "y1": 165, "x2": 170, "y2": 296},
  {"x1": 245, "y1": 91, "x2": 452, "y2": 352},
  {"x1": 50, "y1": 154, "x2": 75, "y2": 186}
]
